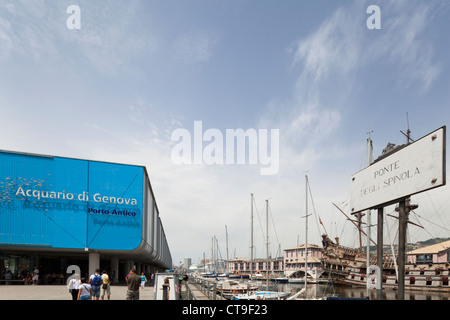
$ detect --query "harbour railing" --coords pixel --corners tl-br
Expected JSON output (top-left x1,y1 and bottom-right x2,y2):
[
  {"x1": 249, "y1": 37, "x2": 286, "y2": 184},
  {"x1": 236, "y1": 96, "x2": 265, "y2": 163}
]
[{"x1": 186, "y1": 276, "x2": 226, "y2": 300}]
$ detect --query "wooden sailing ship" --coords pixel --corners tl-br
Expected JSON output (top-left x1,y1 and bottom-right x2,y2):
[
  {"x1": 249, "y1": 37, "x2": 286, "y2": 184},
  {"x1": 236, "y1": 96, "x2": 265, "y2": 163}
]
[
  {"x1": 321, "y1": 123, "x2": 450, "y2": 293},
  {"x1": 321, "y1": 194, "x2": 450, "y2": 292},
  {"x1": 321, "y1": 231, "x2": 450, "y2": 292}
]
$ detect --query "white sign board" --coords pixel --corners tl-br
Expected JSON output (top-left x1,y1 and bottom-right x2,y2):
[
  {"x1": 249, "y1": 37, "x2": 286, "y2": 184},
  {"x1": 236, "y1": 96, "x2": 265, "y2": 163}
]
[
  {"x1": 350, "y1": 126, "x2": 446, "y2": 213},
  {"x1": 154, "y1": 273, "x2": 180, "y2": 300}
]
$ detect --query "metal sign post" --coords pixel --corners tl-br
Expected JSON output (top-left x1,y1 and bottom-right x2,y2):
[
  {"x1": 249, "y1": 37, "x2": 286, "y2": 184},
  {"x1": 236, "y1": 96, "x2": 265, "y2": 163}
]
[
  {"x1": 397, "y1": 199, "x2": 407, "y2": 300},
  {"x1": 349, "y1": 126, "x2": 446, "y2": 300},
  {"x1": 376, "y1": 207, "x2": 383, "y2": 300}
]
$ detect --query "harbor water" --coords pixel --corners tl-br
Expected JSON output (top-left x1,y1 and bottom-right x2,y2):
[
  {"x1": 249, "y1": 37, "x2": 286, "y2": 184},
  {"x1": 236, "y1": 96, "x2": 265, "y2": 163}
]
[{"x1": 241, "y1": 281, "x2": 450, "y2": 300}]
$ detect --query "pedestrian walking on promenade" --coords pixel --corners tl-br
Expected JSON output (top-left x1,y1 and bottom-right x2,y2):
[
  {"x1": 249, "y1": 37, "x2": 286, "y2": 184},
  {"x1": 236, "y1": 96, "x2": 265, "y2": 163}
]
[
  {"x1": 67, "y1": 273, "x2": 81, "y2": 301},
  {"x1": 101, "y1": 270, "x2": 111, "y2": 300},
  {"x1": 150, "y1": 273, "x2": 154, "y2": 286},
  {"x1": 77, "y1": 278, "x2": 92, "y2": 300},
  {"x1": 140, "y1": 272, "x2": 147, "y2": 290},
  {"x1": 89, "y1": 269, "x2": 102, "y2": 300},
  {"x1": 126, "y1": 268, "x2": 141, "y2": 300},
  {"x1": 32, "y1": 267, "x2": 39, "y2": 285}
]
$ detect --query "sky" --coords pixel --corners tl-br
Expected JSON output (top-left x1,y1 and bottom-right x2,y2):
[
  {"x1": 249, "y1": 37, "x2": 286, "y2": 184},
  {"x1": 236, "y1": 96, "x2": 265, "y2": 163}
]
[{"x1": 1, "y1": 0, "x2": 450, "y2": 267}]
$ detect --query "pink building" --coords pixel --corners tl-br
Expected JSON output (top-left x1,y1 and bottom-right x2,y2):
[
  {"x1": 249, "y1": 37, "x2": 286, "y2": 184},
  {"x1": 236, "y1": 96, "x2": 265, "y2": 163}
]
[
  {"x1": 283, "y1": 244, "x2": 325, "y2": 280},
  {"x1": 407, "y1": 240, "x2": 450, "y2": 264}
]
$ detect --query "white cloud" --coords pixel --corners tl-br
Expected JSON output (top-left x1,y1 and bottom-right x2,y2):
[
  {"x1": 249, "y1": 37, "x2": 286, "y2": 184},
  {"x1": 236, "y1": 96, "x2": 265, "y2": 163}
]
[
  {"x1": 173, "y1": 30, "x2": 218, "y2": 65},
  {"x1": 62, "y1": 1, "x2": 158, "y2": 75},
  {"x1": 291, "y1": 7, "x2": 362, "y2": 83},
  {"x1": 0, "y1": 0, "x2": 157, "y2": 73},
  {"x1": 367, "y1": 1, "x2": 441, "y2": 91},
  {"x1": 0, "y1": 17, "x2": 14, "y2": 60},
  {"x1": 290, "y1": 1, "x2": 441, "y2": 93},
  {"x1": 278, "y1": 0, "x2": 442, "y2": 156},
  {"x1": 0, "y1": 1, "x2": 59, "y2": 62},
  {"x1": 251, "y1": 0, "x2": 445, "y2": 252},
  {"x1": 128, "y1": 97, "x2": 148, "y2": 125}
]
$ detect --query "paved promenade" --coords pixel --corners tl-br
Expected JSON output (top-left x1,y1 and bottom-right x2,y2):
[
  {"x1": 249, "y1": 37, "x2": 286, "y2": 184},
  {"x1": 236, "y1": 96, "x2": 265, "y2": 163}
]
[{"x1": 0, "y1": 284, "x2": 155, "y2": 300}]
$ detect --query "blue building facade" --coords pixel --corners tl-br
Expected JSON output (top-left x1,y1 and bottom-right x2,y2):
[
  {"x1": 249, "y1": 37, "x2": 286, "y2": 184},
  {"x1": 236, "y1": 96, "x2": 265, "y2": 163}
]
[{"x1": 0, "y1": 149, "x2": 171, "y2": 281}]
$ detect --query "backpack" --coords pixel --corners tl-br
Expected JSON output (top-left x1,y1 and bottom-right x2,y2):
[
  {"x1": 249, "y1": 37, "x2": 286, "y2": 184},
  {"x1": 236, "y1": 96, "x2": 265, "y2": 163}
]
[{"x1": 91, "y1": 274, "x2": 101, "y2": 286}]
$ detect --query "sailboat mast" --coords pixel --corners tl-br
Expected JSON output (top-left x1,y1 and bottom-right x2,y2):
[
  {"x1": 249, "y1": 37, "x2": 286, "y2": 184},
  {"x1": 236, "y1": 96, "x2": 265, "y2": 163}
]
[
  {"x1": 358, "y1": 213, "x2": 364, "y2": 251},
  {"x1": 266, "y1": 199, "x2": 269, "y2": 290},
  {"x1": 211, "y1": 237, "x2": 214, "y2": 274},
  {"x1": 305, "y1": 175, "x2": 309, "y2": 289},
  {"x1": 366, "y1": 134, "x2": 373, "y2": 295},
  {"x1": 332, "y1": 203, "x2": 376, "y2": 245},
  {"x1": 250, "y1": 193, "x2": 254, "y2": 277},
  {"x1": 225, "y1": 225, "x2": 229, "y2": 274}
]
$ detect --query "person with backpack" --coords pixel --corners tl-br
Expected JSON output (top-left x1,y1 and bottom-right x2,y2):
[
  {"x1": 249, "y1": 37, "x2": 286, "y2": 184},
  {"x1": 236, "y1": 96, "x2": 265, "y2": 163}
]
[{"x1": 89, "y1": 269, "x2": 102, "y2": 300}]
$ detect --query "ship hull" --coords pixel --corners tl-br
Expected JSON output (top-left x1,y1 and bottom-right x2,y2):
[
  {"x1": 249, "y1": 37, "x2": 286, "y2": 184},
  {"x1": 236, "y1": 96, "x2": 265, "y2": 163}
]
[{"x1": 321, "y1": 235, "x2": 450, "y2": 292}]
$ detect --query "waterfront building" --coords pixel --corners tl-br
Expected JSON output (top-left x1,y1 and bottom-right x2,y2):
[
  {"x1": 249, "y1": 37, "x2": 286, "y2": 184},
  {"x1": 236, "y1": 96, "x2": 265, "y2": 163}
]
[
  {"x1": 407, "y1": 240, "x2": 450, "y2": 264},
  {"x1": 0, "y1": 149, "x2": 171, "y2": 284},
  {"x1": 404, "y1": 240, "x2": 450, "y2": 289},
  {"x1": 227, "y1": 257, "x2": 284, "y2": 276},
  {"x1": 284, "y1": 244, "x2": 325, "y2": 280}
]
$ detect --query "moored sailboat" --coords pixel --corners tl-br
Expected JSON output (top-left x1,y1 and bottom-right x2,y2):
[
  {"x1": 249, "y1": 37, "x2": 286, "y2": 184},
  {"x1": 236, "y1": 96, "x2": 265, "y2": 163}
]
[{"x1": 231, "y1": 198, "x2": 290, "y2": 300}]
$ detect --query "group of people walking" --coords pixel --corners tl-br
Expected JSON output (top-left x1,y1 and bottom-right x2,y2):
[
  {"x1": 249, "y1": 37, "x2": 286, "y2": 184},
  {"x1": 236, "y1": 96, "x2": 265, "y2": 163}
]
[
  {"x1": 67, "y1": 268, "x2": 150, "y2": 300},
  {"x1": 67, "y1": 269, "x2": 112, "y2": 300}
]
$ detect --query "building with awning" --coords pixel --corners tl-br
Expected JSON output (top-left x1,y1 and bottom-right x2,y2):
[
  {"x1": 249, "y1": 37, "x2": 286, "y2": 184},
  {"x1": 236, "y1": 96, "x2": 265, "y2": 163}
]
[
  {"x1": 0, "y1": 149, "x2": 172, "y2": 283},
  {"x1": 407, "y1": 240, "x2": 450, "y2": 264}
]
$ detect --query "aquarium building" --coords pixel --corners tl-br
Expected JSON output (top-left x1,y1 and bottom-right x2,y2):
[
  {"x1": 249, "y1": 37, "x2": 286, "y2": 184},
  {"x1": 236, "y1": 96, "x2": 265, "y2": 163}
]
[{"x1": 0, "y1": 149, "x2": 172, "y2": 282}]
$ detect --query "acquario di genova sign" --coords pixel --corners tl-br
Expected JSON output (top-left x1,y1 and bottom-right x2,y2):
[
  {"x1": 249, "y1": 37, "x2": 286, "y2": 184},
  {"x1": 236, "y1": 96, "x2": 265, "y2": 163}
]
[{"x1": 15, "y1": 186, "x2": 138, "y2": 217}]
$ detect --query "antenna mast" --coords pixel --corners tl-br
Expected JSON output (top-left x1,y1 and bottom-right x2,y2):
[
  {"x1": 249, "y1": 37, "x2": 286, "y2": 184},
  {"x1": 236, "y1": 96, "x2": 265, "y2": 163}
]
[{"x1": 400, "y1": 112, "x2": 414, "y2": 144}]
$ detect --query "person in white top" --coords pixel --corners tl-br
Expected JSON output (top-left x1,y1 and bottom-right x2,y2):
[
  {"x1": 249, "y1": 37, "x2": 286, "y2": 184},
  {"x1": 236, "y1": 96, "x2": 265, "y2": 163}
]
[
  {"x1": 67, "y1": 274, "x2": 81, "y2": 301},
  {"x1": 77, "y1": 278, "x2": 92, "y2": 300},
  {"x1": 32, "y1": 267, "x2": 39, "y2": 285}
]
